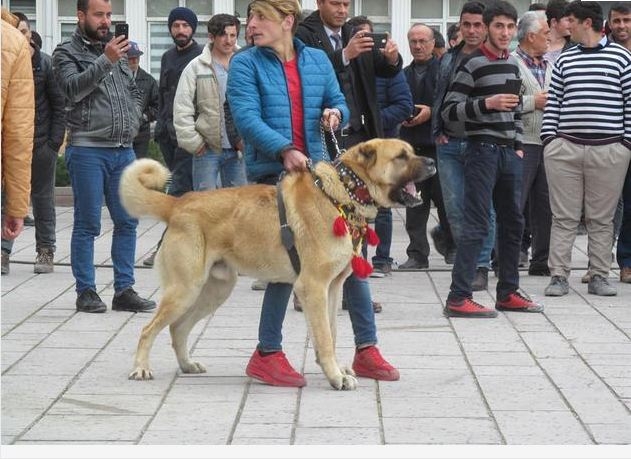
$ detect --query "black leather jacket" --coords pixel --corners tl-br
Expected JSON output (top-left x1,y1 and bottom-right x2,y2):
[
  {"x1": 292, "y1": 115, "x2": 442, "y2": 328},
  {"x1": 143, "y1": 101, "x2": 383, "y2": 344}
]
[
  {"x1": 32, "y1": 46, "x2": 65, "y2": 151},
  {"x1": 133, "y1": 66, "x2": 159, "y2": 143},
  {"x1": 52, "y1": 28, "x2": 142, "y2": 147}
]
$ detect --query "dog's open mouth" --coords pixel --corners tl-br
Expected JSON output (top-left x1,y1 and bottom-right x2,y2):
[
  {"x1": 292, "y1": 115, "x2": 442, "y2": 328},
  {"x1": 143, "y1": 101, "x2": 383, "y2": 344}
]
[{"x1": 397, "y1": 181, "x2": 423, "y2": 207}]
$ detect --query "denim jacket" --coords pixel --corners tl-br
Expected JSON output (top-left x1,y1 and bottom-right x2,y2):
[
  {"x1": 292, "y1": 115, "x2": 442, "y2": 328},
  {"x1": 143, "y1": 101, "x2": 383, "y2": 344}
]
[{"x1": 52, "y1": 28, "x2": 142, "y2": 148}]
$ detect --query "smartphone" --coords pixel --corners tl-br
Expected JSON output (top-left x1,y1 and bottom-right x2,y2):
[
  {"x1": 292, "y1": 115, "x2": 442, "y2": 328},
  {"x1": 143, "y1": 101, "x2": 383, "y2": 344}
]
[
  {"x1": 406, "y1": 106, "x2": 422, "y2": 122},
  {"x1": 365, "y1": 32, "x2": 387, "y2": 49},
  {"x1": 504, "y1": 78, "x2": 522, "y2": 95},
  {"x1": 114, "y1": 23, "x2": 129, "y2": 40}
]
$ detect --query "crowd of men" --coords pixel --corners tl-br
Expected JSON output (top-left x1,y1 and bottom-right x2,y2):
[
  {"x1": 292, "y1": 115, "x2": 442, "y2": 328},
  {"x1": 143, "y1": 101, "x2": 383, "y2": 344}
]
[{"x1": 1, "y1": 0, "x2": 630, "y2": 386}]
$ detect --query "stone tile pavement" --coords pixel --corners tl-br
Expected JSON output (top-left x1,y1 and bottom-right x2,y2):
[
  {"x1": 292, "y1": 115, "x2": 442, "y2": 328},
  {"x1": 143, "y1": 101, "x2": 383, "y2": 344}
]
[{"x1": 1, "y1": 205, "x2": 631, "y2": 457}]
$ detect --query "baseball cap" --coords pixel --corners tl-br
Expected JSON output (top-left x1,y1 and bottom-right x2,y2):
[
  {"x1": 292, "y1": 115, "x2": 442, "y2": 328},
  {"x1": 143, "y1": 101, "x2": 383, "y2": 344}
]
[{"x1": 127, "y1": 41, "x2": 143, "y2": 58}]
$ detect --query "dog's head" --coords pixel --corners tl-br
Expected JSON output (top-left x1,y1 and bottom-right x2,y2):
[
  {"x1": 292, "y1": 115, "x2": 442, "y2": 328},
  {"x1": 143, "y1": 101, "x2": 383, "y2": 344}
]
[{"x1": 338, "y1": 138, "x2": 436, "y2": 208}]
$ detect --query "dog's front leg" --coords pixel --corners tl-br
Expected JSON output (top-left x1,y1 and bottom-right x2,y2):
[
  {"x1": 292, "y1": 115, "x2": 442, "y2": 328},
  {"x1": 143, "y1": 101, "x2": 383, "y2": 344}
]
[{"x1": 296, "y1": 281, "x2": 357, "y2": 391}]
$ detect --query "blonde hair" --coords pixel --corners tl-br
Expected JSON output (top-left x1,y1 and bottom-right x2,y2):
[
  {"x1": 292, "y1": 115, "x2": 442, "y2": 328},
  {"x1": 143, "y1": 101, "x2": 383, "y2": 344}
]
[{"x1": 248, "y1": 0, "x2": 301, "y2": 33}]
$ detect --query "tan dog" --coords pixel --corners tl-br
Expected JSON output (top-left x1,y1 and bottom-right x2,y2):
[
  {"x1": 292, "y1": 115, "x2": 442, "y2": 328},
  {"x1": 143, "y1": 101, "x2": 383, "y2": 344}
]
[{"x1": 119, "y1": 138, "x2": 435, "y2": 390}]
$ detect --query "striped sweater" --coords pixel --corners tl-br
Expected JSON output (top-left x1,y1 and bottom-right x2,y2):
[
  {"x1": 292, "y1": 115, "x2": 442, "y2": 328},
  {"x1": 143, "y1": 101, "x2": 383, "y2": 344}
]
[
  {"x1": 540, "y1": 39, "x2": 631, "y2": 149},
  {"x1": 441, "y1": 46, "x2": 523, "y2": 150}
]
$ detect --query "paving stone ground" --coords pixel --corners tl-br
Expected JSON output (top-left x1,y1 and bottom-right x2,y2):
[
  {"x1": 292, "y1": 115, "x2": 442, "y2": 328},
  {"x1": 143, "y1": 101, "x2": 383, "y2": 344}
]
[{"x1": 1, "y1": 205, "x2": 631, "y2": 458}]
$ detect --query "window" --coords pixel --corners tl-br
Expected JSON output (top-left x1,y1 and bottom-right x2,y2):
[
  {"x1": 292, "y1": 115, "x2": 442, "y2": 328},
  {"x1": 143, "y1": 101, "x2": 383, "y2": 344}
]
[
  {"x1": 6, "y1": 0, "x2": 36, "y2": 31},
  {"x1": 352, "y1": 0, "x2": 390, "y2": 34},
  {"x1": 412, "y1": 0, "x2": 443, "y2": 19}
]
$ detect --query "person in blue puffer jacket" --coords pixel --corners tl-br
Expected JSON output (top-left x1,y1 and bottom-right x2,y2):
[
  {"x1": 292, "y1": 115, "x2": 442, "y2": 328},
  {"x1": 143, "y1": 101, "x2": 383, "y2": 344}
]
[{"x1": 227, "y1": 0, "x2": 349, "y2": 387}]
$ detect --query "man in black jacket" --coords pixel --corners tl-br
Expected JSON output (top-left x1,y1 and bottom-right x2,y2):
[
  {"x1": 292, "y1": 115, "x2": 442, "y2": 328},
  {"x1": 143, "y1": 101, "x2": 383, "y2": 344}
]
[
  {"x1": 294, "y1": 0, "x2": 402, "y2": 383},
  {"x1": 144, "y1": 7, "x2": 203, "y2": 267},
  {"x1": 2, "y1": 12, "x2": 65, "y2": 275},
  {"x1": 127, "y1": 41, "x2": 158, "y2": 159},
  {"x1": 399, "y1": 23, "x2": 455, "y2": 270}
]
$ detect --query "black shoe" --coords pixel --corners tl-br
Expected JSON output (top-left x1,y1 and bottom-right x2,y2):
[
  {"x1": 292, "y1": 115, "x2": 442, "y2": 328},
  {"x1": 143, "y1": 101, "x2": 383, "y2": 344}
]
[
  {"x1": 112, "y1": 288, "x2": 156, "y2": 312},
  {"x1": 76, "y1": 289, "x2": 107, "y2": 313},
  {"x1": 430, "y1": 225, "x2": 447, "y2": 257},
  {"x1": 23, "y1": 215, "x2": 35, "y2": 226},
  {"x1": 398, "y1": 258, "x2": 429, "y2": 270},
  {"x1": 519, "y1": 251, "x2": 529, "y2": 267},
  {"x1": 143, "y1": 250, "x2": 157, "y2": 267},
  {"x1": 471, "y1": 267, "x2": 489, "y2": 291},
  {"x1": 528, "y1": 263, "x2": 550, "y2": 276},
  {"x1": 444, "y1": 248, "x2": 457, "y2": 265}
]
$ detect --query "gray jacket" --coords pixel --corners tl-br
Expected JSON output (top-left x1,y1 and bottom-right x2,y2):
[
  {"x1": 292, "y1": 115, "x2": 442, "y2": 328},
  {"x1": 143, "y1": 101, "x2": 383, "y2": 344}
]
[{"x1": 52, "y1": 28, "x2": 142, "y2": 147}]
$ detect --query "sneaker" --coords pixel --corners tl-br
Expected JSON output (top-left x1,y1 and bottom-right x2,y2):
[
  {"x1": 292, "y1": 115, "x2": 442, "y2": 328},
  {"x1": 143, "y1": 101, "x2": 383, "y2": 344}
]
[
  {"x1": 251, "y1": 279, "x2": 268, "y2": 291},
  {"x1": 581, "y1": 271, "x2": 591, "y2": 284},
  {"x1": 76, "y1": 289, "x2": 106, "y2": 313},
  {"x1": 471, "y1": 267, "x2": 488, "y2": 291},
  {"x1": 352, "y1": 346, "x2": 399, "y2": 381},
  {"x1": 444, "y1": 297, "x2": 497, "y2": 318},
  {"x1": 1, "y1": 251, "x2": 9, "y2": 275},
  {"x1": 430, "y1": 225, "x2": 448, "y2": 256},
  {"x1": 620, "y1": 267, "x2": 631, "y2": 283},
  {"x1": 112, "y1": 288, "x2": 157, "y2": 312},
  {"x1": 34, "y1": 248, "x2": 54, "y2": 274},
  {"x1": 496, "y1": 290, "x2": 544, "y2": 313},
  {"x1": 398, "y1": 258, "x2": 428, "y2": 270},
  {"x1": 293, "y1": 294, "x2": 302, "y2": 312},
  {"x1": 23, "y1": 215, "x2": 34, "y2": 226},
  {"x1": 246, "y1": 349, "x2": 306, "y2": 387},
  {"x1": 143, "y1": 250, "x2": 157, "y2": 267},
  {"x1": 544, "y1": 276, "x2": 569, "y2": 297},
  {"x1": 528, "y1": 263, "x2": 550, "y2": 276},
  {"x1": 587, "y1": 274, "x2": 617, "y2": 296},
  {"x1": 371, "y1": 263, "x2": 391, "y2": 278},
  {"x1": 444, "y1": 248, "x2": 457, "y2": 265}
]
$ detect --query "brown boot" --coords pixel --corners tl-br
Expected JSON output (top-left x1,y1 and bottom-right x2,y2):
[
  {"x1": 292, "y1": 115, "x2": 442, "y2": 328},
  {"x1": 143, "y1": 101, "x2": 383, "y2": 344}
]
[{"x1": 620, "y1": 267, "x2": 631, "y2": 283}]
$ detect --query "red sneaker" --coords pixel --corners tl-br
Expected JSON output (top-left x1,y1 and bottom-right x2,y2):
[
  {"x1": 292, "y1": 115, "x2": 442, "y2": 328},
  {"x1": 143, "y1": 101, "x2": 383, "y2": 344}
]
[
  {"x1": 444, "y1": 297, "x2": 498, "y2": 318},
  {"x1": 352, "y1": 346, "x2": 400, "y2": 381},
  {"x1": 496, "y1": 290, "x2": 544, "y2": 313},
  {"x1": 246, "y1": 350, "x2": 306, "y2": 387}
]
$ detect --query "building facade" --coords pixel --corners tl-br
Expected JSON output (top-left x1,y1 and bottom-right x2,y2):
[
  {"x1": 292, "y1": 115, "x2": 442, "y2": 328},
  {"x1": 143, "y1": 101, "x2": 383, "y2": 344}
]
[{"x1": 1, "y1": 0, "x2": 623, "y2": 80}]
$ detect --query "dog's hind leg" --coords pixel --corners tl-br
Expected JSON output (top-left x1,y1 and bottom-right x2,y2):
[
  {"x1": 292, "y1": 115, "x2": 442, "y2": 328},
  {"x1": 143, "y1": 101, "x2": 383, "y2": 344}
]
[{"x1": 170, "y1": 264, "x2": 238, "y2": 374}]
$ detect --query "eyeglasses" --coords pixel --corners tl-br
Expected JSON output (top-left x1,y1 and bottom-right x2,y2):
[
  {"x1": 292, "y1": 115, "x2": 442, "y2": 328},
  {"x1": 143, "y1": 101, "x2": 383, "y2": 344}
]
[{"x1": 409, "y1": 38, "x2": 435, "y2": 46}]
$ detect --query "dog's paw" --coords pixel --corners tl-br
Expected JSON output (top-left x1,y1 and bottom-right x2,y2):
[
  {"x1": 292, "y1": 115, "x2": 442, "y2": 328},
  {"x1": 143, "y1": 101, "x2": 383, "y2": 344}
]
[
  {"x1": 180, "y1": 361, "x2": 207, "y2": 374},
  {"x1": 329, "y1": 368, "x2": 358, "y2": 390},
  {"x1": 128, "y1": 368, "x2": 153, "y2": 380}
]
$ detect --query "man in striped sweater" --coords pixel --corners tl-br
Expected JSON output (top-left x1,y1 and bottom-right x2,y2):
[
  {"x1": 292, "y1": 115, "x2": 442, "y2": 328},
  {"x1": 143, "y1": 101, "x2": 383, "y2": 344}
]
[
  {"x1": 542, "y1": 0, "x2": 631, "y2": 297},
  {"x1": 441, "y1": 0, "x2": 544, "y2": 318}
]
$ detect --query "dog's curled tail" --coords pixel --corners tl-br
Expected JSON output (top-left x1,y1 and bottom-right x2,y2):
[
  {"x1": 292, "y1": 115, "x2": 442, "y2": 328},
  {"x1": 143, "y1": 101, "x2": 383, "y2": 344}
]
[{"x1": 119, "y1": 159, "x2": 175, "y2": 223}]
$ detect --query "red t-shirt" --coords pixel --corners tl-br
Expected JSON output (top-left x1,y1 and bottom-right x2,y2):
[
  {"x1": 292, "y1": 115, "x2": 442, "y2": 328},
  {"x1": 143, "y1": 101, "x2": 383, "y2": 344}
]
[{"x1": 283, "y1": 57, "x2": 306, "y2": 155}]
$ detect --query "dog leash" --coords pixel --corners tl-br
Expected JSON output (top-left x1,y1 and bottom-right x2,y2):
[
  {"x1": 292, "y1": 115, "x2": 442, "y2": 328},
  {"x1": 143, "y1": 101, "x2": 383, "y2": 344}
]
[{"x1": 320, "y1": 122, "x2": 345, "y2": 160}]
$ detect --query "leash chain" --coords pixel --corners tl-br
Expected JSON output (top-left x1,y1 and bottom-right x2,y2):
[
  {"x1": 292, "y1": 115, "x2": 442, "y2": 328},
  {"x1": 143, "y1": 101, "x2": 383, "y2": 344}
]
[{"x1": 320, "y1": 122, "x2": 344, "y2": 161}]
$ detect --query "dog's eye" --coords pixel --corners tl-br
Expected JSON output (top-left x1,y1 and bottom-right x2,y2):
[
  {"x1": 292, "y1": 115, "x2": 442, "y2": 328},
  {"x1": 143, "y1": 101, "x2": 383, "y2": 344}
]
[{"x1": 395, "y1": 153, "x2": 407, "y2": 161}]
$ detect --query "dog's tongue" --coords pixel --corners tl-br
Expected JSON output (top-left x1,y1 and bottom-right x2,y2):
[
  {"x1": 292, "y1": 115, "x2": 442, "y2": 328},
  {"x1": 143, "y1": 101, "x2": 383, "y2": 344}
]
[{"x1": 404, "y1": 181, "x2": 417, "y2": 195}]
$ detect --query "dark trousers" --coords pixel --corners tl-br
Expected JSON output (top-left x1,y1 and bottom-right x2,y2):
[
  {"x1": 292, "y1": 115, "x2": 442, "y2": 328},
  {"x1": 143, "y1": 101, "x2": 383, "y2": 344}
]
[
  {"x1": 405, "y1": 146, "x2": 453, "y2": 263},
  {"x1": 158, "y1": 137, "x2": 193, "y2": 198},
  {"x1": 617, "y1": 165, "x2": 631, "y2": 268},
  {"x1": 449, "y1": 141, "x2": 524, "y2": 301},
  {"x1": 133, "y1": 137, "x2": 149, "y2": 159},
  {"x1": 520, "y1": 144, "x2": 551, "y2": 268}
]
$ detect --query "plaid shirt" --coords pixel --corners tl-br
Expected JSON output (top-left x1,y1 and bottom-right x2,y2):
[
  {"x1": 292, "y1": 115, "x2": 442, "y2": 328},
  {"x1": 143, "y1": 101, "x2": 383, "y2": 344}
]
[{"x1": 516, "y1": 46, "x2": 547, "y2": 89}]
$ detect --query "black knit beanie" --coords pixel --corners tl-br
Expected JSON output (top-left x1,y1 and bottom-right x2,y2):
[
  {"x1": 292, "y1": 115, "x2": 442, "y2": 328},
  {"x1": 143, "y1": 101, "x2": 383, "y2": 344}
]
[{"x1": 168, "y1": 7, "x2": 198, "y2": 34}]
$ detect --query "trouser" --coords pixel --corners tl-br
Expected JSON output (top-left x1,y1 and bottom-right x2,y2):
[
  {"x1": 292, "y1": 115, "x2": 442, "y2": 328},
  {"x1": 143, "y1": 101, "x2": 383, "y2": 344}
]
[
  {"x1": 616, "y1": 165, "x2": 631, "y2": 268},
  {"x1": 65, "y1": 146, "x2": 138, "y2": 294},
  {"x1": 437, "y1": 137, "x2": 495, "y2": 269},
  {"x1": 2, "y1": 143, "x2": 57, "y2": 255},
  {"x1": 448, "y1": 141, "x2": 524, "y2": 301},
  {"x1": 192, "y1": 148, "x2": 247, "y2": 191},
  {"x1": 545, "y1": 138, "x2": 631, "y2": 278},
  {"x1": 520, "y1": 143, "x2": 551, "y2": 269}
]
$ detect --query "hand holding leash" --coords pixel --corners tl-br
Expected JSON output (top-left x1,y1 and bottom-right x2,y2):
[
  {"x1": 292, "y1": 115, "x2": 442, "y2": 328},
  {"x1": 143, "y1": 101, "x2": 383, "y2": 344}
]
[
  {"x1": 321, "y1": 108, "x2": 341, "y2": 131},
  {"x1": 281, "y1": 148, "x2": 309, "y2": 172}
]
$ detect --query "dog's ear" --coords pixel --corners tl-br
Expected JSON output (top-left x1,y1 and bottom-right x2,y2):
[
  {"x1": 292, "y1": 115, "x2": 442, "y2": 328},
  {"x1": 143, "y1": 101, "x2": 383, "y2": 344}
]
[{"x1": 356, "y1": 142, "x2": 378, "y2": 168}]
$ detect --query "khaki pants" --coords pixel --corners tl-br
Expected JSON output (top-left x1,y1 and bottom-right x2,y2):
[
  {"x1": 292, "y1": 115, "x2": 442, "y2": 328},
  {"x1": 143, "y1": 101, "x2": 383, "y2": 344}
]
[{"x1": 544, "y1": 138, "x2": 631, "y2": 278}]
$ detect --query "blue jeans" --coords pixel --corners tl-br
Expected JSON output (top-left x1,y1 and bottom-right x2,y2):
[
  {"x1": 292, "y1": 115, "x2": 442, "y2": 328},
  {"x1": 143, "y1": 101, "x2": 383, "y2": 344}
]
[
  {"x1": 448, "y1": 141, "x2": 524, "y2": 301},
  {"x1": 617, "y1": 166, "x2": 631, "y2": 268},
  {"x1": 371, "y1": 207, "x2": 393, "y2": 267},
  {"x1": 2, "y1": 143, "x2": 57, "y2": 254},
  {"x1": 437, "y1": 137, "x2": 496, "y2": 269},
  {"x1": 192, "y1": 148, "x2": 247, "y2": 191},
  {"x1": 65, "y1": 146, "x2": 138, "y2": 294},
  {"x1": 257, "y1": 275, "x2": 377, "y2": 351}
]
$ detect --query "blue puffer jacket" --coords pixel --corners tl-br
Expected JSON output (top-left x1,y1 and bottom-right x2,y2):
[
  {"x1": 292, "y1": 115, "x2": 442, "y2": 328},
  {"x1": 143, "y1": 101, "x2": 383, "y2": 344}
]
[{"x1": 227, "y1": 38, "x2": 349, "y2": 181}]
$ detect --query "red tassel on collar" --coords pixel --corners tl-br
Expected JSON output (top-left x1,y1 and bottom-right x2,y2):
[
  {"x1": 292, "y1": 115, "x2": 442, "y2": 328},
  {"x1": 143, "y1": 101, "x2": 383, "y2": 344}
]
[
  {"x1": 351, "y1": 255, "x2": 373, "y2": 278},
  {"x1": 333, "y1": 215, "x2": 348, "y2": 236},
  {"x1": 365, "y1": 226, "x2": 379, "y2": 246}
]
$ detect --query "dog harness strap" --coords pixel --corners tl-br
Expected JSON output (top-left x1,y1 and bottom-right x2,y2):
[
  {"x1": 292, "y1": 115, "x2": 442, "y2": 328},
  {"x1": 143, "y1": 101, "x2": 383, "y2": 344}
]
[{"x1": 276, "y1": 185, "x2": 301, "y2": 275}]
